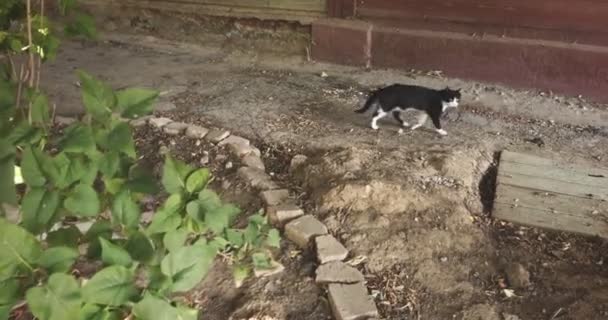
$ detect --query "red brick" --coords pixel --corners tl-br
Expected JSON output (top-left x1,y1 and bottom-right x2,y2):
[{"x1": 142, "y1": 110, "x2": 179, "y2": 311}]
[{"x1": 312, "y1": 18, "x2": 372, "y2": 67}]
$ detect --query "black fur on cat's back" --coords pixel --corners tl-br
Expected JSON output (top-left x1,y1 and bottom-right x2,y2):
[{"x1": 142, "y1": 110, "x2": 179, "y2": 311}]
[{"x1": 355, "y1": 84, "x2": 460, "y2": 114}]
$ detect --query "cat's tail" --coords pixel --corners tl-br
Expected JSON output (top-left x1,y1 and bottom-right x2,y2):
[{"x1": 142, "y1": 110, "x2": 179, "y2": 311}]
[{"x1": 355, "y1": 90, "x2": 379, "y2": 114}]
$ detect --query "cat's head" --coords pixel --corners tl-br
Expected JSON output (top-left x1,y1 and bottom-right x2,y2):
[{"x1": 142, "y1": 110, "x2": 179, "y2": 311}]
[{"x1": 441, "y1": 87, "x2": 461, "y2": 108}]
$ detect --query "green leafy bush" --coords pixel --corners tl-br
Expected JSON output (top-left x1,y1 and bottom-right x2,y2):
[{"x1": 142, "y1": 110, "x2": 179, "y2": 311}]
[{"x1": 0, "y1": 1, "x2": 281, "y2": 319}]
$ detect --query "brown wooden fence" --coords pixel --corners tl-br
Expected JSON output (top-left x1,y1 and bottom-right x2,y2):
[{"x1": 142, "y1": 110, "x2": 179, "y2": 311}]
[{"x1": 91, "y1": 0, "x2": 327, "y2": 23}]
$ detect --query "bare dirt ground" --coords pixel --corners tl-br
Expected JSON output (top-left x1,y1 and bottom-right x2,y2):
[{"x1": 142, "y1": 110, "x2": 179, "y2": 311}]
[{"x1": 44, "y1": 9, "x2": 608, "y2": 320}]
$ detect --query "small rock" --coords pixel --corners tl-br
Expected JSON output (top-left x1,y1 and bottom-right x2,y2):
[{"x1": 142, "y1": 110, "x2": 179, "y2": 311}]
[
  {"x1": 159, "y1": 145, "x2": 169, "y2": 155},
  {"x1": 290, "y1": 154, "x2": 308, "y2": 172},
  {"x1": 440, "y1": 256, "x2": 448, "y2": 263},
  {"x1": 267, "y1": 204, "x2": 304, "y2": 226},
  {"x1": 225, "y1": 161, "x2": 233, "y2": 169},
  {"x1": 205, "y1": 129, "x2": 231, "y2": 144},
  {"x1": 130, "y1": 116, "x2": 152, "y2": 128},
  {"x1": 505, "y1": 263, "x2": 531, "y2": 288},
  {"x1": 316, "y1": 261, "x2": 364, "y2": 284},
  {"x1": 163, "y1": 122, "x2": 188, "y2": 135},
  {"x1": 321, "y1": 71, "x2": 329, "y2": 78},
  {"x1": 284, "y1": 215, "x2": 328, "y2": 249},
  {"x1": 228, "y1": 142, "x2": 258, "y2": 158},
  {"x1": 328, "y1": 282, "x2": 379, "y2": 320},
  {"x1": 155, "y1": 101, "x2": 177, "y2": 112},
  {"x1": 503, "y1": 313, "x2": 522, "y2": 320},
  {"x1": 200, "y1": 155, "x2": 210, "y2": 166},
  {"x1": 159, "y1": 85, "x2": 188, "y2": 98},
  {"x1": 218, "y1": 135, "x2": 250, "y2": 147},
  {"x1": 260, "y1": 189, "x2": 290, "y2": 206},
  {"x1": 242, "y1": 153, "x2": 265, "y2": 171},
  {"x1": 185, "y1": 125, "x2": 209, "y2": 139},
  {"x1": 54, "y1": 116, "x2": 76, "y2": 126},
  {"x1": 237, "y1": 167, "x2": 278, "y2": 190},
  {"x1": 149, "y1": 117, "x2": 173, "y2": 128},
  {"x1": 316, "y1": 235, "x2": 349, "y2": 264}
]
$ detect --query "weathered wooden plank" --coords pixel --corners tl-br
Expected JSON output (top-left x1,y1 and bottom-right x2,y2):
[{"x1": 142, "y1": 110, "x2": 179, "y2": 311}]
[
  {"x1": 494, "y1": 184, "x2": 608, "y2": 219},
  {"x1": 501, "y1": 151, "x2": 608, "y2": 177},
  {"x1": 500, "y1": 160, "x2": 608, "y2": 188},
  {"x1": 494, "y1": 150, "x2": 608, "y2": 238},
  {"x1": 356, "y1": 0, "x2": 608, "y2": 34},
  {"x1": 103, "y1": 0, "x2": 327, "y2": 23},
  {"x1": 494, "y1": 203, "x2": 608, "y2": 238},
  {"x1": 497, "y1": 172, "x2": 608, "y2": 200}
]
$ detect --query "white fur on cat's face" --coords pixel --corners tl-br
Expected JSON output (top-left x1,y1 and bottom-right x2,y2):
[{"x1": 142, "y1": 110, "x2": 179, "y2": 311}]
[{"x1": 442, "y1": 98, "x2": 459, "y2": 111}]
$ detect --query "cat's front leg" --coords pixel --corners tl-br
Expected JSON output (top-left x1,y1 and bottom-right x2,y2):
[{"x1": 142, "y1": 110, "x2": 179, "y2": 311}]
[
  {"x1": 430, "y1": 113, "x2": 448, "y2": 136},
  {"x1": 371, "y1": 110, "x2": 387, "y2": 130}
]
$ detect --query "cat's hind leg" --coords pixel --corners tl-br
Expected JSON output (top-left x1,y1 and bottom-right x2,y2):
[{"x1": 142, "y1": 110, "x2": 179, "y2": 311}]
[
  {"x1": 410, "y1": 112, "x2": 428, "y2": 131},
  {"x1": 392, "y1": 111, "x2": 410, "y2": 127},
  {"x1": 371, "y1": 109, "x2": 388, "y2": 130}
]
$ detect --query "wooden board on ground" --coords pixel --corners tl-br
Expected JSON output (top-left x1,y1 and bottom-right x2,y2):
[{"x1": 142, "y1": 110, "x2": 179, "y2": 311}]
[{"x1": 493, "y1": 150, "x2": 608, "y2": 238}]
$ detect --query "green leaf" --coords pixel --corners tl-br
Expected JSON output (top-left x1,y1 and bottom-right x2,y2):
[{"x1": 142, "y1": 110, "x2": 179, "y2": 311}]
[
  {"x1": 65, "y1": 14, "x2": 97, "y2": 40},
  {"x1": 60, "y1": 124, "x2": 96, "y2": 155},
  {"x1": 252, "y1": 252, "x2": 272, "y2": 270},
  {"x1": 99, "y1": 238, "x2": 133, "y2": 267},
  {"x1": 22, "y1": 187, "x2": 61, "y2": 234},
  {"x1": 126, "y1": 164, "x2": 159, "y2": 194},
  {"x1": 79, "y1": 303, "x2": 120, "y2": 320},
  {"x1": 46, "y1": 226, "x2": 81, "y2": 248},
  {"x1": 31, "y1": 92, "x2": 50, "y2": 125},
  {"x1": 161, "y1": 155, "x2": 192, "y2": 194},
  {"x1": 160, "y1": 243, "x2": 217, "y2": 293},
  {"x1": 206, "y1": 204, "x2": 239, "y2": 235},
  {"x1": 185, "y1": 168, "x2": 210, "y2": 194},
  {"x1": 146, "y1": 209, "x2": 181, "y2": 235},
  {"x1": 163, "y1": 194, "x2": 184, "y2": 214},
  {"x1": 64, "y1": 184, "x2": 99, "y2": 217},
  {"x1": 265, "y1": 229, "x2": 281, "y2": 248},
  {"x1": 82, "y1": 265, "x2": 136, "y2": 306},
  {"x1": 232, "y1": 264, "x2": 250, "y2": 288},
  {"x1": 99, "y1": 152, "x2": 119, "y2": 178},
  {"x1": 7, "y1": 121, "x2": 39, "y2": 146},
  {"x1": 185, "y1": 201, "x2": 200, "y2": 221},
  {"x1": 0, "y1": 153, "x2": 17, "y2": 205},
  {"x1": 226, "y1": 229, "x2": 244, "y2": 248},
  {"x1": 103, "y1": 177, "x2": 124, "y2": 195},
  {"x1": 198, "y1": 189, "x2": 221, "y2": 212},
  {"x1": 116, "y1": 88, "x2": 159, "y2": 119},
  {"x1": 38, "y1": 246, "x2": 79, "y2": 273},
  {"x1": 107, "y1": 122, "x2": 135, "y2": 159},
  {"x1": 83, "y1": 220, "x2": 113, "y2": 258},
  {"x1": 0, "y1": 278, "x2": 19, "y2": 316},
  {"x1": 21, "y1": 147, "x2": 47, "y2": 187},
  {"x1": 163, "y1": 228, "x2": 189, "y2": 252},
  {"x1": 125, "y1": 231, "x2": 155, "y2": 263},
  {"x1": 59, "y1": 0, "x2": 76, "y2": 15},
  {"x1": 26, "y1": 273, "x2": 81, "y2": 320},
  {"x1": 77, "y1": 70, "x2": 114, "y2": 120},
  {"x1": 133, "y1": 293, "x2": 197, "y2": 320},
  {"x1": 111, "y1": 189, "x2": 140, "y2": 228}
]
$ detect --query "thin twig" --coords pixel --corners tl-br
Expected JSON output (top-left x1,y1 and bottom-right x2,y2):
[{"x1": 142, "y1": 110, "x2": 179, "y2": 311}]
[
  {"x1": 6, "y1": 53, "x2": 18, "y2": 81},
  {"x1": 16, "y1": 65, "x2": 25, "y2": 118},
  {"x1": 26, "y1": 0, "x2": 35, "y2": 88},
  {"x1": 35, "y1": 0, "x2": 44, "y2": 90}
]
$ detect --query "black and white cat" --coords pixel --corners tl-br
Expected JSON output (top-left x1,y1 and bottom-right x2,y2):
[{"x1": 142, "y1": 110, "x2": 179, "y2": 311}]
[{"x1": 355, "y1": 84, "x2": 461, "y2": 136}]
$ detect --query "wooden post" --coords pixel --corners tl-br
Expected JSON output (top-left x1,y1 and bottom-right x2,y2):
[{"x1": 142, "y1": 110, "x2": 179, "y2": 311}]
[{"x1": 327, "y1": 0, "x2": 355, "y2": 18}]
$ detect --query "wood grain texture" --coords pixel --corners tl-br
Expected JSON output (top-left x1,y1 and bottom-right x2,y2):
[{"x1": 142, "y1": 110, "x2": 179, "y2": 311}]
[
  {"x1": 494, "y1": 150, "x2": 608, "y2": 238},
  {"x1": 356, "y1": 0, "x2": 608, "y2": 34}
]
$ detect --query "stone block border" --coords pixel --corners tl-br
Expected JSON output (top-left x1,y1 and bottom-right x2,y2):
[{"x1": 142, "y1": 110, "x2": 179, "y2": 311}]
[{"x1": 52, "y1": 115, "x2": 380, "y2": 320}]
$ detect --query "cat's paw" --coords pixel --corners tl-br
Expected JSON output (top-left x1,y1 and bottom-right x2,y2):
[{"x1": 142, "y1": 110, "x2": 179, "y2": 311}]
[
  {"x1": 371, "y1": 124, "x2": 379, "y2": 130},
  {"x1": 402, "y1": 122, "x2": 410, "y2": 127},
  {"x1": 411, "y1": 124, "x2": 422, "y2": 131},
  {"x1": 436, "y1": 129, "x2": 448, "y2": 136}
]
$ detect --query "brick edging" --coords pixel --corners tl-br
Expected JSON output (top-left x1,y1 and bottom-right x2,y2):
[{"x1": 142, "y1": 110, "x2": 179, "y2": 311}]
[
  {"x1": 138, "y1": 116, "x2": 379, "y2": 320},
  {"x1": 53, "y1": 115, "x2": 380, "y2": 320}
]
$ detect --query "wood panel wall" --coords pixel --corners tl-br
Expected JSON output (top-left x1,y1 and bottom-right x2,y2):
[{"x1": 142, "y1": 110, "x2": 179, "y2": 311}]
[{"x1": 355, "y1": 0, "x2": 608, "y2": 34}]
